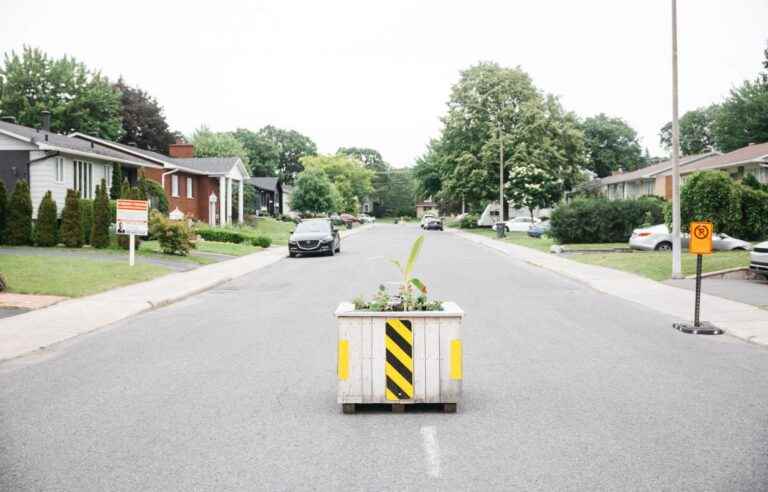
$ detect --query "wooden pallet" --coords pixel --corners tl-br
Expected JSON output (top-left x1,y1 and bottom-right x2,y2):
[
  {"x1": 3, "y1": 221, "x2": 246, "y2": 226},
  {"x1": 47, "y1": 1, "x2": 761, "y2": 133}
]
[{"x1": 342, "y1": 403, "x2": 457, "y2": 414}]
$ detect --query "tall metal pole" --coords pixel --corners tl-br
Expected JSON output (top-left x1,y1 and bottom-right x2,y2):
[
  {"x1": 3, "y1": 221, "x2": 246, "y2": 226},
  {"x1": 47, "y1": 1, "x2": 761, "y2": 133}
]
[
  {"x1": 498, "y1": 121, "x2": 506, "y2": 238},
  {"x1": 671, "y1": 0, "x2": 683, "y2": 278}
]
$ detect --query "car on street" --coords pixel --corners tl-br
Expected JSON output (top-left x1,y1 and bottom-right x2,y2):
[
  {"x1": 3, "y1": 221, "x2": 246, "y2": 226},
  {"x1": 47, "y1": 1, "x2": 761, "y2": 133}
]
[
  {"x1": 420, "y1": 213, "x2": 437, "y2": 227},
  {"x1": 750, "y1": 241, "x2": 768, "y2": 278},
  {"x1": 288, "y1": 219, "x2": 341, "y2": 257},
  {"x1": 422, "y1": 216, "x2": 443, "y2": 231},
  {"x1": 358, "y1": 214, "x2": 375, "y2": 224},
  {"x1": 629, "y1": 224, "x2": 753, "y2": 251},
  {"x1": 500, "y1": 216, "x2": 540, "y2": 233},
  {"x1": 527, "y1": 221, "x2": 551, "y2": 238}
]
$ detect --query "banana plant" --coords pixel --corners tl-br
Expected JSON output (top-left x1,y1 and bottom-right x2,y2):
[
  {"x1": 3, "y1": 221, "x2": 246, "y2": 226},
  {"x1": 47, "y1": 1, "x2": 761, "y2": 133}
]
[{"x1": 391, "y1": 235, "x2": 427, "y2": 309}]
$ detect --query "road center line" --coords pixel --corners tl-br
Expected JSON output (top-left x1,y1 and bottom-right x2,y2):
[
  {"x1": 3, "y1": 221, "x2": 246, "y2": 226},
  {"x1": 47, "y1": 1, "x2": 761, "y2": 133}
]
[{"x1": 420, "y1": 426, "x2": 441, "y2": 478}]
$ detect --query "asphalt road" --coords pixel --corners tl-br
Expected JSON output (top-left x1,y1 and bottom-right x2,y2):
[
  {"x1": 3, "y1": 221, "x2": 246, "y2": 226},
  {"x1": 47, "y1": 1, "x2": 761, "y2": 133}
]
[{"x1": 2, "y1": 225, "x2": 768, "y2": 491}]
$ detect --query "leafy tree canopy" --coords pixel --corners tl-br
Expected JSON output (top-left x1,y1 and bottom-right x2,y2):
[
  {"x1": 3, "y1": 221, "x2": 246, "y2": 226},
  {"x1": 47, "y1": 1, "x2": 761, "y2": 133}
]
[
  {"x1": 290, "y1": 167, "x2": 339, "y2": 215},
  {"x1": 0, "y1": 46, "x2": 122, "y2": 139},
  {"x1": 190, "y1": 125, "x2": 249, "y2": 162},
  {"x1": 505, "y1": 163, "x2": 562, "y2": 220},
  {"x1": 234, "y1": 125, "x2": 316, "y2": 183},
  {"x1": 659, "y1": 105, "x2": 719, "y2": 155},
  {"x1": 713, "y1": 80, "x2": 768, "y2": 152},
  {"x1": 337, "y1": 147, "x2": 391, "y2": 213},
  {"x1": 300, "y1": 154, "x2": 374, "y2": 214},
  {"x1": 115, "y1": 78, "x2": 177, "y2": 152},
  {"x1": 580, "y1": 113, "x2": 644, "y2": 178}
]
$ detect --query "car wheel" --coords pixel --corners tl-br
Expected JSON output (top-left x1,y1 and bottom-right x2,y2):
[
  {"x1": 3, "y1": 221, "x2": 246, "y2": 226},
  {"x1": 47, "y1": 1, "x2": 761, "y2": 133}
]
[
  {"x1": 289, "y1": 252, "x2": 297, "y2": 258},
  {"x1": 655, "y1": 242, "x2": 672, "y2": 251},
  {"x1": 336, "y1": 242, "x2": 341, "y2": 253},
  {"x1": 328, "y1": 246, "x2": 335, "y2": 257}
]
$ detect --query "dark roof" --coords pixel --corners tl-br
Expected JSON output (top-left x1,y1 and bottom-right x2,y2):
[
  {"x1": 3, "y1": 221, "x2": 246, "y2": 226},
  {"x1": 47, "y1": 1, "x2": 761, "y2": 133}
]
[
  {"x1": 170, "y1": 157, "x2": 242, "y2": 174},
  {"x1": 600, "y1": 152, "x2": 717, "y2": 185},
  {"x1": 248, "y1": 177, "x2": 279, "y2": 192},
  {"x1": 0, "y1": 120, "x2": 162, "y2": 167}
]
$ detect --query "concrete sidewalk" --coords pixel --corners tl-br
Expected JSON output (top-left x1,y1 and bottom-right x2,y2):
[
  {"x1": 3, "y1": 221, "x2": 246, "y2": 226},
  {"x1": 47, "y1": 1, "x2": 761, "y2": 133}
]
[
  {"x1": 451, "y1": 229, "x2": 768, "y2": 348},
  {"x1": 0, "y1": 225, "x2": 372, "y2": 362}
]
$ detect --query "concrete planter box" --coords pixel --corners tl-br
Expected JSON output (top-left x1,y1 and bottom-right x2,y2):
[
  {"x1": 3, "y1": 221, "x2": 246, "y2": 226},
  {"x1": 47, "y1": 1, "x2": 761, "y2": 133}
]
[{"x1": 335, "y1": 301, "x2": 464, "y2": 413}]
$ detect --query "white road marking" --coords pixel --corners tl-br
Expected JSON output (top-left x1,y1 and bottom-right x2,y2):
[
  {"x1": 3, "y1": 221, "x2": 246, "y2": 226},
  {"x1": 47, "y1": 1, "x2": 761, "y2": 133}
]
[{"x1": 420, "y1": 426, "x2": 441, "y2": 478}]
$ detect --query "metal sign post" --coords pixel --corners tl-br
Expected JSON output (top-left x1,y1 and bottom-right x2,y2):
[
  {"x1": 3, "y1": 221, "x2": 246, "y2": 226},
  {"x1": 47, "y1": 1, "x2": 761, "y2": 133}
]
[{"x1": 673, "y1": 221, "x2": 723, "y2": 335}]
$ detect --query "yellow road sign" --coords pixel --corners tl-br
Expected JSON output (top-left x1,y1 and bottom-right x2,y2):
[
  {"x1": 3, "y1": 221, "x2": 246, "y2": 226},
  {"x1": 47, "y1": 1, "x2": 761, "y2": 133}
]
[{"x1": 689, "y1": 221, "x2": 713, "y2": 255}]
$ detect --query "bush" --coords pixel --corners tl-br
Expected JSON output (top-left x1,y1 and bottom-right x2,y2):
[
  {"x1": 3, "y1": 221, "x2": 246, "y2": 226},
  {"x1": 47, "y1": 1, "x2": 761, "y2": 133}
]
[
  {"x1": 91, "y1": 180, "x2": 111, "y2": 248},
  {"x1": 6, "y1": 180, "x2": 33, "y2": 245},
  {"x1": 79, "y1": 199, "x2": 94, "y2": 245},
  {"x1": 736, "y1": 184, "x2": 768, "y2": 241},
  {"x1": 150, "y1": 211, "x2": 194, "y2": 256},
  {"x1": 459, "y1": 214, "x2": 479, "y2": 229},
  {"x1": 672, "y1": 171, "x2": 741, "y2": 236},
  {"x1": 196, "y1": 227, "x2": 247, "y2": 243},
  {"x1": 35, "y1": 191, "x2": 58, "y2": 246},
  {"x1": 138, "y1": 175, "x2": 169, "y2": 214},
  {"x1": 251, "y1": 235, "x2": 272, "y2": 248},
  {"x1": 0, "y1": 180, "x2": 7, "y2": 244},
  {"x1": 551, "y1": 197, "x2": 664, "y2": 244},
  {"x1": 60, "y1": 189, "x2": 83, "y2": 248}
]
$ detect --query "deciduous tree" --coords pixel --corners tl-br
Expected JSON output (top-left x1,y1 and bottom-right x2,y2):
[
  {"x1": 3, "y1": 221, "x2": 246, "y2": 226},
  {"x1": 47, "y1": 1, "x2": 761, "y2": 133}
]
[
  {"x1": 580, "y1": 114, "x2": 644, "y2": 177},
  {"x1": 0, "y1": 47, "x2": 122, "y2": 139},
  {"x1": 659, "y1": 106, "x2": 719, "y2": 155},
  {"x1": 290, "y1": 168, "x2": 339, "y2": 215},
  {"x1": 114, "y1": 78, "x2": 177, "y2": 152}
]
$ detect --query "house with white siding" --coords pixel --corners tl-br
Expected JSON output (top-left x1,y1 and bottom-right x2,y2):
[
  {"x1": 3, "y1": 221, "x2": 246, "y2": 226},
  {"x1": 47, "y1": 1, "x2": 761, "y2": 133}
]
[{"x1": 0, "y1": 116, "x2": 161, "y2": 217}]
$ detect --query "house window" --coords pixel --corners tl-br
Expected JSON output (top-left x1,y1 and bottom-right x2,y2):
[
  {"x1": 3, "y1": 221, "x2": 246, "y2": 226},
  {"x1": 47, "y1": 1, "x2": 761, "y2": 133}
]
[
  {"x1": 172, "y1": 175, "x2": 180, "y2": 197},
  {"x1": 55, "y1": 157, "x2": 64, "y2": 183},
  {"x1": 186, "y1": 177, "x2": 193, "y2": 198},
  {"x1": 73, "y1": 160, "x2": 93, "y2": 199}
]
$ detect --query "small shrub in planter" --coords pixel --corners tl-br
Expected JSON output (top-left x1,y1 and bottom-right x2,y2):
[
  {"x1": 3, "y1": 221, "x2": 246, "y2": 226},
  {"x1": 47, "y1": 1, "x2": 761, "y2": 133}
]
[
  {"x1": 352, "y1": 235, "x2": 443, "y2": 312},
  {"x1": 6, "y1": 179, "x2": 33, "y2": 245},
  {"x1": 251, "y1": 235, "x2": 272, "y2": 248},
  {"x1": 35, "y1": 191, "x2": 58, "y2": 247},
  {"x1": 150, "y1": 211, "x2": 194, "y2": 256},
  {"x1": 60, "y1": 189, "x2": 83, "y2": 248}
]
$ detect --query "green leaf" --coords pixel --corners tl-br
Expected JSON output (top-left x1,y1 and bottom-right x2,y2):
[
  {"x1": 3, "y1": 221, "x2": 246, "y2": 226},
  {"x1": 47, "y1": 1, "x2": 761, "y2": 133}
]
[
  {"x1": 410, "y1": 277, "x2": 427, "y2": 294},
  {"x1": 404, "y1": 235, "x2": 424, "y2": 279}
]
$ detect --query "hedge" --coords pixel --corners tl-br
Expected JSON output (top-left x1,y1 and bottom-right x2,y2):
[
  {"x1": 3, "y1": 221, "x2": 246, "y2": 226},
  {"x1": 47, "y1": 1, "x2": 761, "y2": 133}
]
[
  {"x1": 550, "y1": 197, "x2": 665, "y2": 244},
  {"x1": 196, "y1": 228, "x2": 247, "y2": 244},
  {"x1": 459, "y1": 214, "x2": 479, "y2": 229},
  {"x1": 251, "y1": 235, "x2": 272, "y2": 248}
]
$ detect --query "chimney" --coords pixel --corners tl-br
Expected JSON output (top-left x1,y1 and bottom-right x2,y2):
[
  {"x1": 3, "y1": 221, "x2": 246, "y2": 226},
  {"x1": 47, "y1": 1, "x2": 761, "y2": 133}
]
[
  {"x1": 40, "y1": 110, "x2": 51, "y2": 131},
  {"x1": 168, "y1": 139, "x2": 194, "y2": 158},
  {"x1": 0, "y1": 116, "x2": 17, "y2": 124}
]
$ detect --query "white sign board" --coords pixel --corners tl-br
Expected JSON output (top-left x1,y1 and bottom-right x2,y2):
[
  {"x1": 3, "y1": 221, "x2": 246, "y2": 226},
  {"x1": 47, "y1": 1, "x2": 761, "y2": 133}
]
[{"x1": 116, "y1": 199, "x2": 149, "y2": 236}]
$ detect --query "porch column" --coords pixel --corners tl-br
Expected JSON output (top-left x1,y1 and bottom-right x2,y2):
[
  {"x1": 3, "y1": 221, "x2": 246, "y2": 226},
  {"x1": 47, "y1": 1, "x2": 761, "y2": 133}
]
[
  {"x1": 227, "y1": 178, "x2": 233, "y2": 225},
  {"x1": 219, "y1": 176, "x2": 226, "y2": 226},
  {"x1": 238, "y1": 180, "x2": 244, "y2": 224}
]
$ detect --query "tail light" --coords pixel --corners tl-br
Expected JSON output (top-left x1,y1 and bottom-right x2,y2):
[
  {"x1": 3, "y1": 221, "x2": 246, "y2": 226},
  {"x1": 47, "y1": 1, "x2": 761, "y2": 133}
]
[{"x1": 637, "y1": 232, "x2": 652, "y2": 237}]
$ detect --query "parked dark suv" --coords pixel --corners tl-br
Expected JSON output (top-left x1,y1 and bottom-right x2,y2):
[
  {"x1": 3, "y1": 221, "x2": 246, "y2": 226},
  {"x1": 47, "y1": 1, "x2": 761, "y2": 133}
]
[{"x1": 288, "y1": 219, "x2": 341, "y2": 257}]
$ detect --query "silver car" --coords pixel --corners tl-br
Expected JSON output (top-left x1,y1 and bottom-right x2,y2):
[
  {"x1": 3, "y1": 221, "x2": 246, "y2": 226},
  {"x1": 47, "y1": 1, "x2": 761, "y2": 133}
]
[
  {"x1": 629, "y1": 224, "x2": 753, "y2": 252},
  {"x1": 750, "y1": 241, "x2": 768, "y2": 277}
]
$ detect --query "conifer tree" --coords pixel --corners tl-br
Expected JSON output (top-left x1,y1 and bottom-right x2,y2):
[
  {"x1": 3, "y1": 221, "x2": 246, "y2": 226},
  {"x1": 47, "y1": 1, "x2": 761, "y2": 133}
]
[
  {"x1": 6, "y1": 180, "x2": 33, "y2": 245},
  {"x1": 0, "y1": 180, "x2": 7, "y2": 244},
  {"x1": 91, "y1": 180, "x2": 111, "y2": 248},
  {"x1": 60, "y1": 189, "x2": 83, "y2": 248},
  {"x1": 34, "y1": 191, "x2": 58, "y2": 246}
]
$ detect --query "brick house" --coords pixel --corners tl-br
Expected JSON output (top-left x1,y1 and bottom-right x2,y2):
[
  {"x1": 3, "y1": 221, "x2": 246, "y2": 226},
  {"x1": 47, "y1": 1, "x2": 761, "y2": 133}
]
[{"x1": 71, "y1": 136, "x2": 250, "y2": 226}]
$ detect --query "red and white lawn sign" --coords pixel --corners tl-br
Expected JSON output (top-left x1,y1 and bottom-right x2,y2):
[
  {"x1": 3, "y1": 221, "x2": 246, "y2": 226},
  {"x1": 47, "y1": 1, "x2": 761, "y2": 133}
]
[{"x1": 116, "y1": 199, "x2": 149, "y2": 266}]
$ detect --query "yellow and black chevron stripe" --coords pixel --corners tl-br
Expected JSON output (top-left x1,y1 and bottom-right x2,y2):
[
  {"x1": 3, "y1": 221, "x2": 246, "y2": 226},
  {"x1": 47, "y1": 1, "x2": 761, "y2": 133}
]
[{"x1": 385, "y1": 319, "x2": 414, "y2": 400}]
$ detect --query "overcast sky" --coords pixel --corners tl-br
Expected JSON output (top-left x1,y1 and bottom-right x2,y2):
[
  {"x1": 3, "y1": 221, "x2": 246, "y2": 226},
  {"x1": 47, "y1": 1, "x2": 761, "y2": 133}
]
[{"x1": 1, "y1": 1, "x2": 766, "y2": 167}]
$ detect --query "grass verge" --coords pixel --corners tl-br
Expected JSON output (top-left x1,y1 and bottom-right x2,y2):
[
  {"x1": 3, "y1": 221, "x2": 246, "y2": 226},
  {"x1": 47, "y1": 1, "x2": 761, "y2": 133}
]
[
  {"x1": 224, "y1": 217, "x2": 294, "y2": 245},
  {"x1": 0, "y1": 255, "x2": 170, "y2": 297},
  {"x1": 142, "y1": 240, "x2": 262, "y2": 257},
  {"x1": 571, "y1": 250, "x2": 750, "y2": 281}
]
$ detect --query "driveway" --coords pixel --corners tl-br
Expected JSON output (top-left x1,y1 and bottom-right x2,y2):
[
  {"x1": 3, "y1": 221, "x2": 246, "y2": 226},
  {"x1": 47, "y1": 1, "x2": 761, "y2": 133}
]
[
  {"x1": 665, "y1": 275, "x2": 768, "y2": 309},
  {"x1": 1, "y1": 225, "x2": 767, "y2": 490}
]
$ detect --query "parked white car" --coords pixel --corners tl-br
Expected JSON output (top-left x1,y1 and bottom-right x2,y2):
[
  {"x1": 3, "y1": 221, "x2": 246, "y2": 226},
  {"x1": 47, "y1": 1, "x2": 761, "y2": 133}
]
[
  {"x1": 358, "y1": 214, "x2": 376, "y2": 224},
  {"x1": 750, "y1": 241, "x2": 768, "y2": 278},
  {"x1": 629, "y1": 224, "x2": 753, "y2": 252},
  {"x1": 500, "y1": 217, "x2": 540, "y2": 233}
]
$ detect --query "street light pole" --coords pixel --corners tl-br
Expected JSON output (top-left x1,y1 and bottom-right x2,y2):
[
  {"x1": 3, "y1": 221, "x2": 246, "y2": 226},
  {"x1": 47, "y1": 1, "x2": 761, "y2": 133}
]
[
  {"x1": 497, "y1": 120, "x2": 506, "y2": 238},
  {"x1": 671, "y1": 0, "x2": 683, "y2": 278}
]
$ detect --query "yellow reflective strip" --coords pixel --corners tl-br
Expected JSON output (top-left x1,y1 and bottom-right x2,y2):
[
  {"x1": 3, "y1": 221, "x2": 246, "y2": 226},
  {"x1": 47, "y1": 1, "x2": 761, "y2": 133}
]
[
  {"x1": 385, "y1": 388, "x2": 398, "y2": 401},
  {"x1": 450, "y1": 339, "x2": 462, "y2": 380},
  {"x1": 387, "y1": 319, "x2": 413, "y2": 345},
  {"x1": 385, "y1": 362, "x2": 414, "y2": 396},
  {"x1": 385, "y1": 338, "x2": 412, "y2": 368},
  {"x1": 338, "y1": 340, "x2": 349, "y2": 380}
]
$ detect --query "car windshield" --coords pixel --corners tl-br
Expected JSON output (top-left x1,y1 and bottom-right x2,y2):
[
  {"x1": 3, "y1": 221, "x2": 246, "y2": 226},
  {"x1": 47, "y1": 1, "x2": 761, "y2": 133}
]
[{"x1": 295, "y1": 221, "x2": 330, "y2": 233}]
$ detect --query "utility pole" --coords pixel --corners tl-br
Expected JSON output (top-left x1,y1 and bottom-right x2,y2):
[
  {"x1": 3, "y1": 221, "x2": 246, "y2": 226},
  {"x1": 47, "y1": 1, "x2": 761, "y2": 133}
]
[
  {"x1": 671, "y1": 0, "x2": 683, "y2": 278},
  {"x1": 497, "y1": 120, "x2": 506, "y2": 238}
]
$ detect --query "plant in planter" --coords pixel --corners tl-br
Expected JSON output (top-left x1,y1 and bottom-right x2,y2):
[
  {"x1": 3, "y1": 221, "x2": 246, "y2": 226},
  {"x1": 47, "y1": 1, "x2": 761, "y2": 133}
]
[{"x1": 352, "y1": 235, "x2": 443, "y2": 312}]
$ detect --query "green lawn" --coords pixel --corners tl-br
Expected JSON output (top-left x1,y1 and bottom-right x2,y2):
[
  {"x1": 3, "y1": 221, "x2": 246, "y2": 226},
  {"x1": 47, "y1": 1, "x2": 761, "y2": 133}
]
[
  {"x1": 222, "y1": 217, "x2": 294, "y2": 245},
  {"x1": 0, "y1": 255, "x2": 171, "y2": 297},
  {"x1": 571, "y1": 250, "x2": 750, "y2": 281},
  {"x1": 142, "y1": 240, "x2": 262, "y2": 257},
  {"x1": 466, "y1": 229, "x2": 555, "y2": 253}
]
